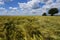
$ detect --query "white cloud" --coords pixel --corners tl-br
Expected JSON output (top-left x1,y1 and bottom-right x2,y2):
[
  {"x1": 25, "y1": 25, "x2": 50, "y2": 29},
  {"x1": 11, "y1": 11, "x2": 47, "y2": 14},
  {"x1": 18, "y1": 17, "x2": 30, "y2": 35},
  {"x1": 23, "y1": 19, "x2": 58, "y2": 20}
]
[
  {"x1": 0, "y1": 7, "x2": 20, "y2": 15},
  {"x1": 56, "y1": 0, "x2": 60, "y2": 3},
  {"x1": 18, "y1": 0, "x2": 44, "y2": 15},
  {"x1": 0, "y1": 0, "x2": 4, "y2": 5},
  {"x1": 46, "y1": 0, "x2": 53, "y2": 5},
  {"x1": 9, "y1": 7, "x2": 18, "y2": 10},
  {"x1": 6, "y1": 7, "x2": 22, "y2": 15},
  {"x1": 0, "y1": 0, "x2": 60, "y2": 15},
  {"x1": 0, "y1": 1, "x2": 4, "y2": 5},
  {"x1": 18, "y1": 0, "x2": 41, "y2": 10},
  {"x1": 18, "y1": 0, "x2": 49, "y2": 15},
  {"x1": 18, "y1": 0, "x2": 60, "y2": 15},
  {"x1": 0, "y1": 7, "x2": 7, "y2": 15}
]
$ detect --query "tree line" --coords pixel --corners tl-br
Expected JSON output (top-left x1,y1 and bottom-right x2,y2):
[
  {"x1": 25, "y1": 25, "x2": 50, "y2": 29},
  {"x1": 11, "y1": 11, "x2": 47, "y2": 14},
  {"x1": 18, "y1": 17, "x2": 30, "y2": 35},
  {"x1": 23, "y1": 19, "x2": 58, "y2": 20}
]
[{"x1": 42, "y1": 8, "x2": 59, "y2": 16}]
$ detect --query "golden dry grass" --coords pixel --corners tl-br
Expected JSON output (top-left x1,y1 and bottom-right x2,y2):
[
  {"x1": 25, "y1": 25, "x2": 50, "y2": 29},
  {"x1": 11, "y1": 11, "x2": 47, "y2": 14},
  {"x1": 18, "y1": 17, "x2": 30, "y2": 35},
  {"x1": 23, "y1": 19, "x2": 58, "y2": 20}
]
[{"x1": 0, "y1": 16, "x2": 60, "y2": 40}]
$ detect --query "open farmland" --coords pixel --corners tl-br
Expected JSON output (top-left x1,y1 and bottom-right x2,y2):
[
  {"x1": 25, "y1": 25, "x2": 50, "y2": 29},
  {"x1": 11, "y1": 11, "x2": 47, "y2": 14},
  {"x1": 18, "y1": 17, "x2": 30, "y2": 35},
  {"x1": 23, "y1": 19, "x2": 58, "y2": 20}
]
[{"x1": 0, "y1": 16, "x2": 60, "y2": 40}]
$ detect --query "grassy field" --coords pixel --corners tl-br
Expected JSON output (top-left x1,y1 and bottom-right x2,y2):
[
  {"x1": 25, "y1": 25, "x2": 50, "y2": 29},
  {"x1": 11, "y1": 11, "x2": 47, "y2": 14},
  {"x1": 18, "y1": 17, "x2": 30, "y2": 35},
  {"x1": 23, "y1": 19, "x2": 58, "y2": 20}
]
[{"x1": 0, "y1": 16, "x2": 60, "y2": 40}]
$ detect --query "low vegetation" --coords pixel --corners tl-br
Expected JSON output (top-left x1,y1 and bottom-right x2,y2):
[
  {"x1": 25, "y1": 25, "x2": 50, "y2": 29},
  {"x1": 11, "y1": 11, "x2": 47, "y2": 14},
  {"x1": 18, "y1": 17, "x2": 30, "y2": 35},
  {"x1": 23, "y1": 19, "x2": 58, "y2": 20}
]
[{"x1": 0, "y1": 16, "x2": 60, "y2": 40}]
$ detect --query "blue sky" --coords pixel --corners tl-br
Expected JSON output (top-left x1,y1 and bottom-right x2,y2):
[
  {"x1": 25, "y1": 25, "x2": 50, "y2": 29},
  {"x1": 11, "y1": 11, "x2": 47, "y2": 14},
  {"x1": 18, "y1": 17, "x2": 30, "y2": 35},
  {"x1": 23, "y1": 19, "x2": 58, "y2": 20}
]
[
  {"x1": 0, "y1": 0, "x2": 60, "y2": 15},
  {"x1": 0, "y1": 0, "x2": 45, "y2": 9},
  {"x1": 0, "y1": 0, "x2": 30, "y2": 9}
]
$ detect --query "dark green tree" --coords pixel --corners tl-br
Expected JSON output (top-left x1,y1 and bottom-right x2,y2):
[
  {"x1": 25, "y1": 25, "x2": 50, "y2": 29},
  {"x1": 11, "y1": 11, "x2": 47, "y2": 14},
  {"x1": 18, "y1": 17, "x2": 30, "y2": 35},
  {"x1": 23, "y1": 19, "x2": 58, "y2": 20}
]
[
  {"x1": 42, "y1": 13, "x2": 47, "y2": 16},
  {"x1": 48, "y1": 8, "x2": 59, "y2": 16}
]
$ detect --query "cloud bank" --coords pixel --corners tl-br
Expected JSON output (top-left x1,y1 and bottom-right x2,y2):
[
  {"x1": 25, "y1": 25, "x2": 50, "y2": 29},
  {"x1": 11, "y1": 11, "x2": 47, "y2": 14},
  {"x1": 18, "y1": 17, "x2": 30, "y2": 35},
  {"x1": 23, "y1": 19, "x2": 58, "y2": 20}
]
[
  {"x1": 0, "y1": 0, "x2": 60, "y2": 15},
  {"x1": 18, "y1": 0, "x2": 60, "y2": 15}
]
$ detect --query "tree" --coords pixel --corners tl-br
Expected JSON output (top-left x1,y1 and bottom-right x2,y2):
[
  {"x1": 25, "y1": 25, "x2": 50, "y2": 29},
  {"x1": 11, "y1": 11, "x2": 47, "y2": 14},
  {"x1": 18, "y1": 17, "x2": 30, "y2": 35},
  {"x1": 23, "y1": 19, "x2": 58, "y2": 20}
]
[
  {"x1": 48, "y1": 8, "x2": 59, "y2": 16},
  {"x1": 42, "y1": 13, "x2": 47, "y2": 16}
]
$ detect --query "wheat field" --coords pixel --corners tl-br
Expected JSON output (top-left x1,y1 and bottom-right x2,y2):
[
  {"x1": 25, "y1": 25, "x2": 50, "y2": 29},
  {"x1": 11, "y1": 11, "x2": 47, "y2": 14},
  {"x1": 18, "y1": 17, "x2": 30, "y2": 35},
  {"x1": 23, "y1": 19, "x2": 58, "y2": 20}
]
[{"x1": 0, "y1": 16, "x2": 60, "y2": 40}]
